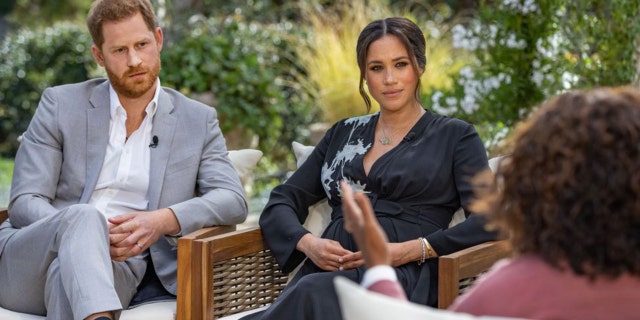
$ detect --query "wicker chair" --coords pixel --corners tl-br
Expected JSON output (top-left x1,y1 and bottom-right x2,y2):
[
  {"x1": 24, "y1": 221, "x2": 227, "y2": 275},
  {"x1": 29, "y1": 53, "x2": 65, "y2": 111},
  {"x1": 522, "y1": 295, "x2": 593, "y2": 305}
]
[
  {"x1": 0, "y1": 208, "x2": 511, "y2": 319},
  {"x1": 181, "y1": 155, "x2": 514, "y2": 318},
  {"x1": 182, "y1": 226, "x2": 512, "y2": 319}
]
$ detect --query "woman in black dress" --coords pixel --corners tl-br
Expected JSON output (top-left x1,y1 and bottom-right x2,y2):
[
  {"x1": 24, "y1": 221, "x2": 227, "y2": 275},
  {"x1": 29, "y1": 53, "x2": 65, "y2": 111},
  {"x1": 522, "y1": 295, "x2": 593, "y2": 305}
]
[{"x1": 245, "y1": 17, "x2": 496, "y2": 320}]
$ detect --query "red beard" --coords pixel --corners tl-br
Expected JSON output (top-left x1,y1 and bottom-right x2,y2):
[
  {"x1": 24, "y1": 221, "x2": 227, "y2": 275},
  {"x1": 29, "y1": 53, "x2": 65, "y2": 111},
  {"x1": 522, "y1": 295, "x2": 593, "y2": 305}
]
[{"x1": 107, "y1": 61, "x2": 161, "y2": 99}]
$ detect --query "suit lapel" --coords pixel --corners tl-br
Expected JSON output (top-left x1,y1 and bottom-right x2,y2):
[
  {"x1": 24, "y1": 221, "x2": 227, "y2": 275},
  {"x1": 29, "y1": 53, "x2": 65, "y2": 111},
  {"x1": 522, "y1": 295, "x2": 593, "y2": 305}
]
[
  {"x1": 147, "y1": 88, "x2": 177, "y2": 210},
  {"x1": 81, "y1": 82, "x2": 111, "y2": 203}
]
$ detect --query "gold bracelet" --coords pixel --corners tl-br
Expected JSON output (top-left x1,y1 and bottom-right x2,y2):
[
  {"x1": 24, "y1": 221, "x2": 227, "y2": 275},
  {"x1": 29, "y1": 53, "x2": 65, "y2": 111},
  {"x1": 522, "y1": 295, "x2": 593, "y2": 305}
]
[
  {"x1": 417, "y1": 237, "x2": 426, "y2": 265},
  {"x1": 425, "y1": 239, "x2": 434, "y2": 259}
]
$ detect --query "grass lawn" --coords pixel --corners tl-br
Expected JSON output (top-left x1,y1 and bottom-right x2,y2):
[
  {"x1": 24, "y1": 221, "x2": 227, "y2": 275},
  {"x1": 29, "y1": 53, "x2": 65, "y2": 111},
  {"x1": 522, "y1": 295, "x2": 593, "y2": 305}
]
[{"x1": 0, "y1": 158, "x2": 13, "y2": 208}]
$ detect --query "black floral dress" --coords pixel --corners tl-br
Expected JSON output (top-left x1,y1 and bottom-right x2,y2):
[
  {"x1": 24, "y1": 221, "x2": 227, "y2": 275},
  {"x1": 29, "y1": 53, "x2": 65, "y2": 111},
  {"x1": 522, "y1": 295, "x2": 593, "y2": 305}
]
[{"x1": 245, "y1": 110, "x2": 496, "y2": 320}]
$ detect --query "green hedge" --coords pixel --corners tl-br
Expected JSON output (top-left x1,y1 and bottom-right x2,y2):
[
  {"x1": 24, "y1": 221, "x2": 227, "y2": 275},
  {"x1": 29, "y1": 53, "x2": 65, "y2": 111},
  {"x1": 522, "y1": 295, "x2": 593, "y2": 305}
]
[
  {"x1": 0, "y1": 22, "x2": 94, "y2": 156},
  {"x1": 426, "y1": 0, "x2": 640, "y2": 153},
  {"x1": 161, "y1": 16, "x2": 319, "y2": 166}
]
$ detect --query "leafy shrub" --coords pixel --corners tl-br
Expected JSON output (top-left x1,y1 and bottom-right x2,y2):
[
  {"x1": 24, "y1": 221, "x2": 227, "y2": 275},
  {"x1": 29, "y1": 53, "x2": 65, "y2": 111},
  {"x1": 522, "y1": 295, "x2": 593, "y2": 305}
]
[
  {"x1": 161, "y1": 15, "x2": 319, "y2": 168},
  {"x1": 0, "y1": 157, "x2": 12, "y2": 207},
  {"x1": 427, "y1": 0, "x2": 640, "y2": 152},
  {"x1": 0, "y1": 22, "x2": 94, "y2": 156}
]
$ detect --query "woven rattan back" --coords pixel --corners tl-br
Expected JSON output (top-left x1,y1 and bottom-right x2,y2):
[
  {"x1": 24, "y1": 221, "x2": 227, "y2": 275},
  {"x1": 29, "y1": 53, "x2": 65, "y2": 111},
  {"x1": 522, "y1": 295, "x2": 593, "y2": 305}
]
[{"x1": 212, "y1": 249, "x2": 288, "y2": 318}]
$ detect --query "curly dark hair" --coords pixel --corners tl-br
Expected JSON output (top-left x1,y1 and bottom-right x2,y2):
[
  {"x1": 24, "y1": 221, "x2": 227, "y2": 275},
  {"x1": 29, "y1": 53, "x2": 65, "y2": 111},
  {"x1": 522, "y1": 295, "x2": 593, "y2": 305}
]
[{"x1": 473, "y1": 86, "x2": 640, "y2": 279}]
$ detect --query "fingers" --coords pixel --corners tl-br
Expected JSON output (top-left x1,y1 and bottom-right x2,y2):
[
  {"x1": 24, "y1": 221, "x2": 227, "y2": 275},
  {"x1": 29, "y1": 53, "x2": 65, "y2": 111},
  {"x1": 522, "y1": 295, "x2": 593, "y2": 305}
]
[
  {"x1": 109, "y1": 232, "x2": 129, "y2": 245},
  {"x1": 322, "y1": 241, "x2": 352, "y2": 270},
  {"x1": 110, "y1": 240, "x2": 146, "y2": 261},
  {"x1": 108, "y1": 217, "x2": 148, "y2": 261},
  {"x1": 305, "y1": 237, "x2": 355, "y2": 271},
  {"x1": 339, "y1": 251, "x2": 364, "y2": 270},
  {"x1": 340, "y1": 181, "x2": 364, "y2": 234},
  {"x1": 108, "y1": 218, "x2": 138, "y2": 235},
  {"x1": 107, "y1": 212, "x2": 135, "y2": 225},
  {"x1": 353, "y1": 191, "x2": 375, "y2": 224}
]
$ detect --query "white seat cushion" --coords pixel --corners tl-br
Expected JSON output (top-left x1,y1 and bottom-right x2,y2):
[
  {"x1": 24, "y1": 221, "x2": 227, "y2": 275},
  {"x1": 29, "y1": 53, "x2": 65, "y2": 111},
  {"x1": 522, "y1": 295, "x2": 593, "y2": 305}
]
[
  {"x1": 120, "y1": 301, "x2": 176, "y2": 320},
  {"x1": 0, "y1": 306, "x2": 43, "y2": 320},
  {"x1": 217, "y1": 306, "x2": 269, "y2": 320},
  {"x1": 0, "y1": 301, "x2": 176, "y2": 320}
]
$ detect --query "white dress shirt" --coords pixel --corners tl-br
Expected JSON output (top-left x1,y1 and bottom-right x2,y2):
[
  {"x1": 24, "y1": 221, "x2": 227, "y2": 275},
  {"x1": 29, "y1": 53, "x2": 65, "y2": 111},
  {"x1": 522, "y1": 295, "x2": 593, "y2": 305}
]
[{"x1": 88, "y1": 81, "x2": 160, "y2": 220}]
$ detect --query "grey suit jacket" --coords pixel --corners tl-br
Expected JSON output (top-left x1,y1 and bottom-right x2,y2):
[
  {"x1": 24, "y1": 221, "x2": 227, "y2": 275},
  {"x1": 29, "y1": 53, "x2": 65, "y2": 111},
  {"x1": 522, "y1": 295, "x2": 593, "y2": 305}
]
[{"x1": 0, "y1": 78, "x2": 248, "y2": 294}]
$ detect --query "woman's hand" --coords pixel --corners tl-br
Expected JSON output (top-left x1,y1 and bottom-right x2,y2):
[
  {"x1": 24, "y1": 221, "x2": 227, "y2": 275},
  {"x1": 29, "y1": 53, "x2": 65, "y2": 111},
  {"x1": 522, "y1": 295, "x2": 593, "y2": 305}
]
[{"x1": 296, "y1": 233, "x2": 360, "y2": 271}]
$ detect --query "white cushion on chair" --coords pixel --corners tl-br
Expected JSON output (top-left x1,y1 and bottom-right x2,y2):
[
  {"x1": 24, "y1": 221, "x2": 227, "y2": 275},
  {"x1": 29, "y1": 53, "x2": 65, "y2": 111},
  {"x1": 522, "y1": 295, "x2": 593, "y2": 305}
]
[
  {"x1": 120, "y1": 301, "x2": 176, "y2": 320},
  {"x1": 292, "y1": 141, "x2": 331, "y2": 237},
  {"x1": 334, "y1": 276, "x2": 522, "y2": 320},
  {"x1": 228, "y1": 148, "x2": 263, "y2": 197},
  {"x1": 0, "y1": 307, "x2": 44, "y2": 319},
  {"x1": 217, "y1": 306, "x2": 269, "y2": 320},
  {"x1": 0, "y1": 301, "x2": 176, "y2": 320}
]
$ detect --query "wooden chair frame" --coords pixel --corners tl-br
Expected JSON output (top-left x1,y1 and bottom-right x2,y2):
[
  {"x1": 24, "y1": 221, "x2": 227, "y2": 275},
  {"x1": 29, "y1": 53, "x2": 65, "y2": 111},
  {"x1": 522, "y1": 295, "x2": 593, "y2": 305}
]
[
  {"x1": 1, "y1": 208, "x2": 511, "y2": 319},
  {"x1": 437, "y1": 240, "x2": 512, "y2": 309},
  {"x1": 182, "y1": 226, "x2": 512, "y2": 319}
]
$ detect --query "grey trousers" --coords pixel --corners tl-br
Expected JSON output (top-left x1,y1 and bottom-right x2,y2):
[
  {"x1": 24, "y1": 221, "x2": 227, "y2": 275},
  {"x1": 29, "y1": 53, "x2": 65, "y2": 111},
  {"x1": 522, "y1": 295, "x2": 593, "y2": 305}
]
[{"x1": 0, "y1": 204, "x2": 146, "y2": 319}]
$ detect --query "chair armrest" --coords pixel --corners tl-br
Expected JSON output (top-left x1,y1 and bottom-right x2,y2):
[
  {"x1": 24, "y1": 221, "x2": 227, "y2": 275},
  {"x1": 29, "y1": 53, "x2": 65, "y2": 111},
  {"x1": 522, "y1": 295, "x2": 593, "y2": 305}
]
[
  {"x1": 178, "y1": 227, "x2": 288, "y2": 320},
  {"x1": 0, "y1": 208, "x2": 7, "y2": 224},
  {"x1": 437, "y1": 240, "x2": 512, "y2": 309},
  {"x1": 177, "y1": 224, "x2": 237, "y2": 320}
]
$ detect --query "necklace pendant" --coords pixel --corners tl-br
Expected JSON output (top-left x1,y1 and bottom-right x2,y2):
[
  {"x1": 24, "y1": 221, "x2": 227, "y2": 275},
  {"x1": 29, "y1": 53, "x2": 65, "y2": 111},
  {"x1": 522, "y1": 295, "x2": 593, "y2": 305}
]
[{"x1": 379, "y1": 136, "x2": 391, "y2": 145}]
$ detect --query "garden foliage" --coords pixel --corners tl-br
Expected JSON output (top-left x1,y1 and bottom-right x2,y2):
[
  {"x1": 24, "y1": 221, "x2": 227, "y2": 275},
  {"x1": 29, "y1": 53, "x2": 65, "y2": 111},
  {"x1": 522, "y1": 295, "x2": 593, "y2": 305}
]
[
  {"x1": 160, "y1": 15, "x2": 319, "y2": 165},
  {"x1": 1, "y1": 0, "x2": 639, "y2": 162},
  {"x1": 427, "y1": 0, "x2": 640, "y2": 152},
  {"x1": 0, "y1": 22, "x2": 94, "y2": 156}
]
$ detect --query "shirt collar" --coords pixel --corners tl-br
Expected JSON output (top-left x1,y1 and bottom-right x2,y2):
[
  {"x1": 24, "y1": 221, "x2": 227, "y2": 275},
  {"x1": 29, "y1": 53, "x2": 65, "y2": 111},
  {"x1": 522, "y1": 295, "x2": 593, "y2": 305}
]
[{"x1": 108, "y1": 78, "x2": 161, "y2": 120}]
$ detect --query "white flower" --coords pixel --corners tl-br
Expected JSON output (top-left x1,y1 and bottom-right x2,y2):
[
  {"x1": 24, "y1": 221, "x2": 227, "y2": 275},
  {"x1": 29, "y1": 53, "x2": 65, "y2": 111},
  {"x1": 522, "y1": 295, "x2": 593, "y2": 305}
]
[
  {"x1": 531, "y1": 71, "x2": 544, "y2": 86},
  {"x1": 431, "y1": 91, "x2": 457, "y2": 115},
  {"x1": 502, "y1": 0, "x2": 539, "y2": 15},
  {"x1": 561, "y1": 72, "x2": 579, "y2": 89},
  {"x1": 460, "y1": 66, "x2": 475, "y2": 79}
]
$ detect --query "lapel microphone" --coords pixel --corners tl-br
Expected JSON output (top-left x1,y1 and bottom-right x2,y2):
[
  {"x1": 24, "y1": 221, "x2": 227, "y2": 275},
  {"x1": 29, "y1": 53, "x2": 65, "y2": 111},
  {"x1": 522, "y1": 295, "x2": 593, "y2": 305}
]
[
  {"x1": 149, "y1": 135, "x2": 159, "y2": 148},
  {"x1": 403, "y1": 132, "x2": 416, "y2": 142}
]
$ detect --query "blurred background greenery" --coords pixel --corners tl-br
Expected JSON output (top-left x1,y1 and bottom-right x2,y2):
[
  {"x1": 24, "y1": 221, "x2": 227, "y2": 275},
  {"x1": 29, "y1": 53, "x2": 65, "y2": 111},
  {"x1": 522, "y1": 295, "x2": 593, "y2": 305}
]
[{"x1": 1, "y1": 0, "x2": 639, "y2": 209}]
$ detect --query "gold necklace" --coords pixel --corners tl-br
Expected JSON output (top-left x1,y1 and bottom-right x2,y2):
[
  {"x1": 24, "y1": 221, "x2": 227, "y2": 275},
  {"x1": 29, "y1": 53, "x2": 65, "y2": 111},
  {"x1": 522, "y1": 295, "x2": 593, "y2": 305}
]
[
  {"x1": 377, "y1": 108, "x2": 424, "y2": 145},
  {"x1": 378, "y1": 117, "x2": 392, "y2": 145}
]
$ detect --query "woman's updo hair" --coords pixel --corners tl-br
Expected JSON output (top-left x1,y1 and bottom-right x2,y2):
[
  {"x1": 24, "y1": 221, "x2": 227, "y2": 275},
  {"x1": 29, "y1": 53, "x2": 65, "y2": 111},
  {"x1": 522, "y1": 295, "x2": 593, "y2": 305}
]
[{"x1": 356, "y1": 17, "x2": 426, "y2": 112}]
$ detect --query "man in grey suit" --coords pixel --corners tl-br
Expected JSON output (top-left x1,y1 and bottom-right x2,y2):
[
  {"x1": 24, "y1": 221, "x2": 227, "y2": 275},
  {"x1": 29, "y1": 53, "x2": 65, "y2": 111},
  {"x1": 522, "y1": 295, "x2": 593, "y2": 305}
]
[{"x1": 0, "y1": 0, "x2": 248, "y2": 319}]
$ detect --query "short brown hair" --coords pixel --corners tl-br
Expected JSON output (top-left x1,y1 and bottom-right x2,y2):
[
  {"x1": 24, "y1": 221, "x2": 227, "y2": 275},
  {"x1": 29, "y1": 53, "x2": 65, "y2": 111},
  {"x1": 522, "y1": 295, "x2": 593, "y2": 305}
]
[
  {"x1": 356, "y1": 17, "x2": 427, "y2": 112},
  {"x1": 87, "y1": 0, "x2": 157, "y2": 48},
  {"x1": 473, "y1": 86, "x2": 640, "y2": 279}
]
